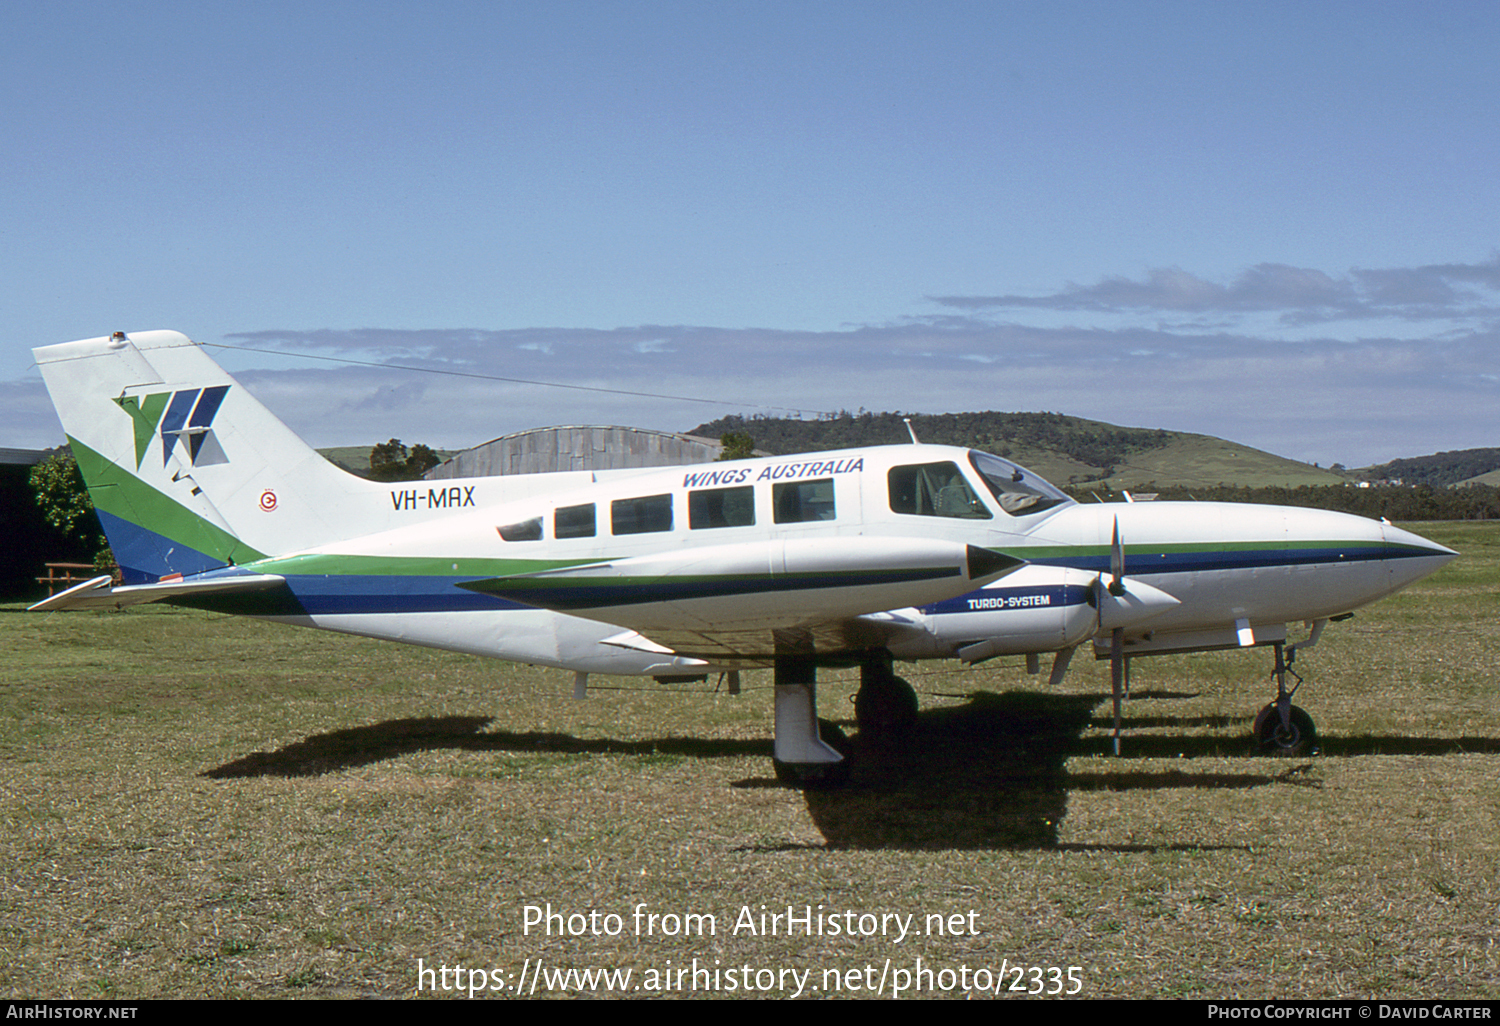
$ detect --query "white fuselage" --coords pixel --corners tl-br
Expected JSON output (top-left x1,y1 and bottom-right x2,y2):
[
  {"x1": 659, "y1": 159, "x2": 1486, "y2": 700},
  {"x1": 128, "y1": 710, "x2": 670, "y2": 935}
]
[{"x1": 239, "y1": 445, "x2": 1454, "y2": 674}]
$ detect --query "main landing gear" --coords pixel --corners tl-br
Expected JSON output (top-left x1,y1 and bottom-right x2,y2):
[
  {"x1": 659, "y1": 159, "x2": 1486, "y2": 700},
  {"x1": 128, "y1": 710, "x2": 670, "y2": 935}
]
[
  {"x1": 1253, "y1": 640, "x2": 1319, "y2": 756},
  {"x1": 772, "y1": 654, "x2": 850, "y2": 788},
  {"x1": 854, "y1": 650, "x2": 918, "y2": 740},
  {"x1": 772, "y1": 649, "x2": 918, "y2": 788}
]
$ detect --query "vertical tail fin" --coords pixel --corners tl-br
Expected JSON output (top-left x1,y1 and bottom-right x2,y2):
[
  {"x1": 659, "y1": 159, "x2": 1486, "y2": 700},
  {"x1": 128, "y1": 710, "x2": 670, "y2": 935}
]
[{"x1": 33, "y1": 330, "x2": 388, "y2": 583}]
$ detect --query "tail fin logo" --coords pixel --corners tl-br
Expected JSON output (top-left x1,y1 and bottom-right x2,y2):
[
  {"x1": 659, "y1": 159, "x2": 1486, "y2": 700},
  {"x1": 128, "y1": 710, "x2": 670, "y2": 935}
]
[{"x1": 113, "y1": 385, "x2": 231, "y2": 470}]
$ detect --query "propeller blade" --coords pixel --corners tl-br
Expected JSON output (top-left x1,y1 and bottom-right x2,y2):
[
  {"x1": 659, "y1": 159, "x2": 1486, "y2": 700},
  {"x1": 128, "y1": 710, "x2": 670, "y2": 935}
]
[
  {"x1": 1111, "y1": 625, "x2": 1124, "y2": 756},
  {"x1": 1109, "y1": 517, "x2": 1126, "y2": 596}
]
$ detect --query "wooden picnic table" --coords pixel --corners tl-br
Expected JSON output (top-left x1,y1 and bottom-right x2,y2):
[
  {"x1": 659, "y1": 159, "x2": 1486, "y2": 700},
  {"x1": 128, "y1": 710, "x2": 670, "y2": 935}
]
[{"x1": 36, "y1": 562, "x2": 119, "y2": 596}]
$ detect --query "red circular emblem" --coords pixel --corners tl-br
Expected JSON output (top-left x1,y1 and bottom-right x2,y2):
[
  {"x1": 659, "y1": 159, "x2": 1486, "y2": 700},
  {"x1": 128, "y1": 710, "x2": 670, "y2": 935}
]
[{"x1": 259, "y1": 490, "x2": 278, "y2": 512}]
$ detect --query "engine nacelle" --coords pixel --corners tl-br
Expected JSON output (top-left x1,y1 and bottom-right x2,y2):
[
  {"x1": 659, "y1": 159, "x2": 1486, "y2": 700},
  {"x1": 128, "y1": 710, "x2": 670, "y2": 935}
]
[
  {"x1": 872, "y1": 565, "x2": 1182, "y2": 662},
  {"x1": 873, "y1": 566, "x2": 1100, "y2": 660}
]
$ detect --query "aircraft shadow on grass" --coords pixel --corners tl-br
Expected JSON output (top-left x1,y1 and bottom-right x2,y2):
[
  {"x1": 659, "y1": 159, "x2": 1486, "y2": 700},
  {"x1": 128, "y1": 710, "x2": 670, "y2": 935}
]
[
  {"x1": 203, "y1": 715, "x2": 767, "y2": 779},
  {"x1": 202, "y1": 689, "x2": 1500, "y2": 850},
  {"x1": 794, "y1": 691, "x2": 1270, "y2": 851}
]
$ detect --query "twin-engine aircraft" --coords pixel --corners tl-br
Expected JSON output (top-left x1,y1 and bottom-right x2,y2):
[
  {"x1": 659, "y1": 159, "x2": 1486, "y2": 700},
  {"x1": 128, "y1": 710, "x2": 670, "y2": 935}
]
[{"x1": 31, "y1": 330, "x2": 1456, "y2": 784}]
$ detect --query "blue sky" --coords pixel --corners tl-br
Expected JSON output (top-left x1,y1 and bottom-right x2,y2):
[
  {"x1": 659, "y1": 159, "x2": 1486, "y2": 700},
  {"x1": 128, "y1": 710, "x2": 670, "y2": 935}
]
[{"x1": 4, "y1": 0, "x2": 1497, "y2": 467}]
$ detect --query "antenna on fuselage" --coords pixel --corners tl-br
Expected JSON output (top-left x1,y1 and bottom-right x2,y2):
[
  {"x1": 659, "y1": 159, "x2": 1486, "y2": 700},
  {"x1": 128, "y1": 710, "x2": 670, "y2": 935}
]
[{"x1": 902, "y1": 417, "x2": 920, "y2": 444}]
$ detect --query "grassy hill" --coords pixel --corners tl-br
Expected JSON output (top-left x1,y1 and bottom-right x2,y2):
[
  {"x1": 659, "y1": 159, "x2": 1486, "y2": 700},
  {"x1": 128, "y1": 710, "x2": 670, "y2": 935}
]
[
  {"x1": 691, "y1": 411, "x2": 1343, "y2": 490},
  {"x1": 317, "y1": 446, "x2": 378, "y2": 475},
  {"x1": 1354, "y1": 448, "x2": 1500, "y2": 488},
  {"x1": 1460, "y1": 469, "x2": 1500, "y2": 488}
]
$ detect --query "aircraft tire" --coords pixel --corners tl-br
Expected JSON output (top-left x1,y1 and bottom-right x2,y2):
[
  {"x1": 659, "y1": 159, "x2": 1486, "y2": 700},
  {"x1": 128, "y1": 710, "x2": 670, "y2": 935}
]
[
  {"x1": 773, "y1": 720, "x2": 851, "y2": 789},
  {"x1": 855, "y1": 674, "x2": 919, "y2": 740},
  {"x1": 1253, "y1": 703, "x2": 1318, "y2": 757}
]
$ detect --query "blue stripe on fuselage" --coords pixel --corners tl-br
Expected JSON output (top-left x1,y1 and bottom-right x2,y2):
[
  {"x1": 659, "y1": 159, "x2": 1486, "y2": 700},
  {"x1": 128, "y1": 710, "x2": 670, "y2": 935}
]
[
  {"x1": 277, "y1": 575, "x2": 532, "y2": 615},
  {"x1": 921, "y1": 584, "x2": 1091, "y2": 616}
]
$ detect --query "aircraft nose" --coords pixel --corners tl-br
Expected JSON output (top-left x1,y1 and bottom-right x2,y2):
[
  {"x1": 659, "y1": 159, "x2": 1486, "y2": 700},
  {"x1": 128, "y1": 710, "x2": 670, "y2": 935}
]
[
  {"x1": 1381, "y1": 523, "x2": 1458, "y2": 589},
  {"x1": 1283, "y1": 507, "x2": 1456, "y2": 615}
]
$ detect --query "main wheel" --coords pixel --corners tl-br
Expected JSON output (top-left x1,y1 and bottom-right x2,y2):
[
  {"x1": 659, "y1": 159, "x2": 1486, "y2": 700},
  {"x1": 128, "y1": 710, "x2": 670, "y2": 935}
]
[
  {"x1": 1253, "y1": 703, "x2": 1318, "y2": 756},
  {"x1": 855, "y1": 673, "x2": 919, "y2": 739},
  {"x1": 773, "y1": 720, "x2": 851, "y2": 789}
]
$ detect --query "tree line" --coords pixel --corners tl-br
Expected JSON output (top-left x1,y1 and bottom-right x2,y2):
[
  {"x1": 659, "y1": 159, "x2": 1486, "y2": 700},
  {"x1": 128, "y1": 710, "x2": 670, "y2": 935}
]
[{"x1": 1075, "y1": 482, "x2": 1500, "y2": 521}]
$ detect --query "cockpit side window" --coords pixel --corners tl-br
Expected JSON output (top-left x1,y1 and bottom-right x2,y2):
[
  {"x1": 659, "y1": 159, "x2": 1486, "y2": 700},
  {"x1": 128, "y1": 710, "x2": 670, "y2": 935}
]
[
  {"x1": 967, "y1": 451, "x2": 1070, "y2": 515},
  {"x1": 888, "y1": 462, "x2": 993, "y2": 519},
  {"x1": 497, "y1": 517, "x2": 543, "y2": 541}
]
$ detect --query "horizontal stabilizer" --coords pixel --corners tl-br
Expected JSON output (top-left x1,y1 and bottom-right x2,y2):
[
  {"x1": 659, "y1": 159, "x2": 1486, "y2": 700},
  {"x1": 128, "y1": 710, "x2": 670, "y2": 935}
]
[{"x1": 29, "y1": 573, "x2": 287, "y2": 612}]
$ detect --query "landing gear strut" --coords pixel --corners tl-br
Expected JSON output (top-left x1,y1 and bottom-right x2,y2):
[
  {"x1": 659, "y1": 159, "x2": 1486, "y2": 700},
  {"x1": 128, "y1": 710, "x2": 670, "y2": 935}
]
[
  {"x1": 854, "y1": 650, "x2": 918, "y2": 740},
  {"x1": 1253, "y1": 640, "x2": 1319, "y2": 756},
  {"x1": 772, "y1": 654, "x2": 850, "y2": 788}
]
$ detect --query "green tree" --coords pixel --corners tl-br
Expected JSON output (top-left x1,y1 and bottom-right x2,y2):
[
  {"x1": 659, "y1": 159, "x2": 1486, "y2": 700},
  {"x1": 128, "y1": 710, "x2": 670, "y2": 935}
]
[
  {"x1": 406, "y1": 443, "x2": 440, "y2": 477},
  {"x1": 29, "y1": 452, "x2": 111, "y2": 565},
  {"x1": 368, "y1": 439, "x2": 441, "y2": 481},
  {"x1": 717, "y1": 431, "x2": 755, "y2": 461}
]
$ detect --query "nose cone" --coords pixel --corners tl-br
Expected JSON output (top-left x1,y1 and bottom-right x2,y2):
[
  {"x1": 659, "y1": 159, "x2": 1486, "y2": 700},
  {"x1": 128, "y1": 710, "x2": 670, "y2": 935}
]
[
  {"x1": 1381, "y1": 523, "x2": 1458, "y2": 592},
  {"x1": 1276, "y1": 506, "x2": 1456, "y2": 619}
]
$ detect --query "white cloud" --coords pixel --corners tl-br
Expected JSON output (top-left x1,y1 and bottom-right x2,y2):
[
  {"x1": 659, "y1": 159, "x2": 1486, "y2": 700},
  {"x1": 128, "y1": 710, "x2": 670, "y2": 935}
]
[
  {"x1": 929, "y1": 255, "x2": 1500, "y2": 323},
  {"x1": 4, "y1": 259, "x2": 1495, "y2": 468}
]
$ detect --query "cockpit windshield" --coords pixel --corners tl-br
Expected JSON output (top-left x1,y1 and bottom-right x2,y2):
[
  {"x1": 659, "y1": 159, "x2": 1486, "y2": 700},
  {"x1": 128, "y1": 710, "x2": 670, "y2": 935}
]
[{"x1": 967, "y1": 450, "x2": 1072, "y2": 516}]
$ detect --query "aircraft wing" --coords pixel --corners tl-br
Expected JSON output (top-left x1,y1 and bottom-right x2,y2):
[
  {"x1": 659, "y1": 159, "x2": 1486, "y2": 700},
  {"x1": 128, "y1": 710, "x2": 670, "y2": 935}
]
[
  {"x1": 464, "y1": 536, "x2": 1022, "y2": 663},
  {"x1": 29, "y1": 572, "x2": 288, "y2": 612},
  {"x1": 460, "y1": 537, "x2": 1024, "y2": 646}
]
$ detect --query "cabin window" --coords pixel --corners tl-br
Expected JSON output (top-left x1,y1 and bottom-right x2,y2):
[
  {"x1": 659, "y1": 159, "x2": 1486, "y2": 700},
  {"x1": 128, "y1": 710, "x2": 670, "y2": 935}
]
[
  {"x1": 689, "y1": 485, "x2": 755, "y2": 529},
  {"x1": 773, "y1": 479, "x2": 835, "y2": 523},
  {"x1": 497, "y1": 517, "x2": 543, "y2": 541},
  {"x1": 888, "y1": 462, "x2": 992, "y2": 519},
  {"x1": 612, "y1": 494, "x2": 673, "y2": 534},
  {"x1": 967, "y1": 451, "x2": 1070, "y2": 516},
  {"x1": 554, "y1": 503, "x2": 596, "y2": 539}
]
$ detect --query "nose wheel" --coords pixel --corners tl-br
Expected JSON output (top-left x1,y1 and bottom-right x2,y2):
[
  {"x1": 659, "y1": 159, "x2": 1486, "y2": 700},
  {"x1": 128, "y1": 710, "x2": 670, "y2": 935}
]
[
  {"x1": 1253, "y1": 702, "x2": 1317, "y2": 755},
  {"x1": 1254, "y1": 641, "x2": 1319, "y2": 756}
]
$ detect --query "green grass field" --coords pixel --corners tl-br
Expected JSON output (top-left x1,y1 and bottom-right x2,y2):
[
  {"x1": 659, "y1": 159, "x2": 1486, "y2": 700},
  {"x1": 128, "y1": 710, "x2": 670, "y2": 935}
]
[{"x1": 2, "y1": 522, "x2": 1497, "y2": 999}]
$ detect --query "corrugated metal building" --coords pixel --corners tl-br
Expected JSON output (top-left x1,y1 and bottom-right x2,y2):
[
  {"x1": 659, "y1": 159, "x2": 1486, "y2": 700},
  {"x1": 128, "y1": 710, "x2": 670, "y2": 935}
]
[{"x1": 425, "y1": 426, "x2": 729, "y2": 479}]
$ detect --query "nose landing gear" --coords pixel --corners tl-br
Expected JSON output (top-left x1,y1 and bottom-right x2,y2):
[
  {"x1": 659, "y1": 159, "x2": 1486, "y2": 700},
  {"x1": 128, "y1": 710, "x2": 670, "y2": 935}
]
[{"x1": 1253, "y1": 640, "x2": 1319, "y2": 756}]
